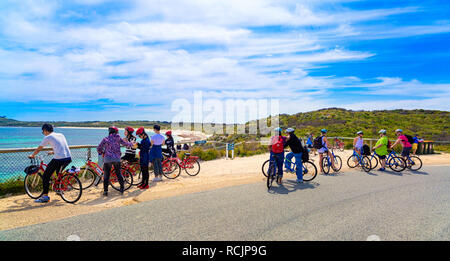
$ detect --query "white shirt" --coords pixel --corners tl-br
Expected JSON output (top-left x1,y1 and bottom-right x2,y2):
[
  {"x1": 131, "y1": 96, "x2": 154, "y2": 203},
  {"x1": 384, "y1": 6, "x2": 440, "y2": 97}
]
[
  {"x1": 39, "y1": 132, "x2": 71, "y2": 159},
  {"x1": 151, "y1": 133, "x2": 165, "y2": 145}
]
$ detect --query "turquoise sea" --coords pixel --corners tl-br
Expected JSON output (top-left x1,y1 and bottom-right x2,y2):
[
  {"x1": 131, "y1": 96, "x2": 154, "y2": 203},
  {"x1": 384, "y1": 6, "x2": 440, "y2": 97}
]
[{"x1": 0, "y1": 127, "x2": 178, "y2": 182}]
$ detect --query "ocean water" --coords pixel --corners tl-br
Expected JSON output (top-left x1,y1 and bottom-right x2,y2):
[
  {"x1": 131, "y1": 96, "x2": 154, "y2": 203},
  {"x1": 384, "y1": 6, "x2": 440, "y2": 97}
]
[{"x1": 0, "y1": 127, "x2": 178, "y2": 182}]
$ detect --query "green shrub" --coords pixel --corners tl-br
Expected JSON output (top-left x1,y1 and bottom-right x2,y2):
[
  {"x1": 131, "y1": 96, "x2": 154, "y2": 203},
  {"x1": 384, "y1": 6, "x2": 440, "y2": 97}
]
[{"x1": 0, "y1": 178, "x2": 24, "y2": 197}]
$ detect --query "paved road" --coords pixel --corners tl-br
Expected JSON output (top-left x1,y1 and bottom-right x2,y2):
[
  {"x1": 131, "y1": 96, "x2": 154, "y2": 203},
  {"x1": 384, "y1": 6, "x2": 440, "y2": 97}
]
[{"x1": 1, "y1": 166, "x2": 449, "y2": 241}]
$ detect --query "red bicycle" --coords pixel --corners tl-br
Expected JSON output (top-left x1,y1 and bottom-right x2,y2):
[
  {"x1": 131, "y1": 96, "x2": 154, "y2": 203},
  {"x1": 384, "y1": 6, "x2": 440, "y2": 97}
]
[
  {"x1": 151, "y1": 152, "x2": 200, "y2": 179},
  {"x1": 76, "y1": 156, "x2": 133, "y2": 191},
  {"x1": 24, "y1": 156, "x2": 83, "y2": 204},
  {"x1": 333, "y1": 138, "x2": 345, "y2": 152}
]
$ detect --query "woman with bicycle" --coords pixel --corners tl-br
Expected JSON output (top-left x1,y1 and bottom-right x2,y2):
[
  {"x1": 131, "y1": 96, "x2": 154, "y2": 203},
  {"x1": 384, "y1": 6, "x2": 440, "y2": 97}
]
[
  {"x1": 28, "y1": 123, "x2": 72, "y2": 203},
  {"x1": 136, "y1": 127, "x2": 151, "y2": 189},
  {"x1": 372, "y1": 129, "x2": 388, "y2": 171},
  {"x1": 97, "y1": 126, "x2": 135, "y2": 196},
  {"x1": 284, "y1": 128, "x2": 305, "y2": 183},
  {"x1": 352, "y1": 131, "x2": 364, "y2": 165},
  {"x1": 316, "y1": 129, "x2": 336, "y2": 174},
  {"x1": 390, "y1": 129, "x2": 412, "y2": 161}
]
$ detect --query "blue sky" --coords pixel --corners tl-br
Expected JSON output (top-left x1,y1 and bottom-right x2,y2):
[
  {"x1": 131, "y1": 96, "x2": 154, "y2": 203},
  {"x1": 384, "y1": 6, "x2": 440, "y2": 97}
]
[{"x1": 0, "y1": 0, "x2": 449, "y2": 122}]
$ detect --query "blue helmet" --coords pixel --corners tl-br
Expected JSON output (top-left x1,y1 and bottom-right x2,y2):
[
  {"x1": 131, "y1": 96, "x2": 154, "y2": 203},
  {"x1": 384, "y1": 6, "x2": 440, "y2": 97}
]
[
  {"x1": 273, "y1": 127, "x2": 282, "y2": 132},
  {"x1": 395, "y1": 129, "x2": 403, "y2": 133},
  {"x1": 321, "y1": 129, "x2": 327, "y2": 133}
]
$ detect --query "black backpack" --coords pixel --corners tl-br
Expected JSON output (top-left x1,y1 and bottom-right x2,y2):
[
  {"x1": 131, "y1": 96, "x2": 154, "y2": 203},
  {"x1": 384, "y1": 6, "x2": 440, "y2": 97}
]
[
  {"x1": 313, "y1": 136, "x2": 323, "y2": 149},
  {"x1": 302, "y1": 146, "x2": 309, "y2": 162},
  {"x1": 362, "y1": 144, "x2": 371, "y2": 156},
  {"x1": 405, "y1": 134, "x2": 414, "y2": 144}
]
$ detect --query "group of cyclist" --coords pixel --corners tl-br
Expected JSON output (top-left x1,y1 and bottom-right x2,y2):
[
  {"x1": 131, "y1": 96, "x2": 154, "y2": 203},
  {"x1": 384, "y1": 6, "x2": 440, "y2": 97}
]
[
  {"x1": 28, "y1": 123, "x2": 179, "y2": 203},
  {"x1": 268, "y1": 127, "x2": 419, "y2": 184}
]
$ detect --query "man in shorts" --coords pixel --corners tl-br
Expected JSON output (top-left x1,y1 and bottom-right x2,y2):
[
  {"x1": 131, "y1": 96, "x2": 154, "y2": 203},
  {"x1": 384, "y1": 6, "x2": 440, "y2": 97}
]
[{"x1": 372, "y1": 129, "x2": 388, "y2": 171}]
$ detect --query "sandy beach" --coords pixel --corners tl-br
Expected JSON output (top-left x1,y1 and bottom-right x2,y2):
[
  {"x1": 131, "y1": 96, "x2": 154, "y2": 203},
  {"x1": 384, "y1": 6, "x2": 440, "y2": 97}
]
[{"x1": 0, "y1": 150, "x2": 449, "y2": 231}]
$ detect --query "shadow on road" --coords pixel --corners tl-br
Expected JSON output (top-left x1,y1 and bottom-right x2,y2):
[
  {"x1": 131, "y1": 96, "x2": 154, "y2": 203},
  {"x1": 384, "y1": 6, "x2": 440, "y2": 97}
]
[{"x1": 268, "y1": 179, "x2": 319, "y2": 195}]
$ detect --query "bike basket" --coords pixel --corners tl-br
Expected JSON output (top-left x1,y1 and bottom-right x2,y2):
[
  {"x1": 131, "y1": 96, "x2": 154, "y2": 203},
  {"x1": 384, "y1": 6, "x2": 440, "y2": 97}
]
[{"x1": 24, "y1": 165, "x2": 39, "y2": 175}]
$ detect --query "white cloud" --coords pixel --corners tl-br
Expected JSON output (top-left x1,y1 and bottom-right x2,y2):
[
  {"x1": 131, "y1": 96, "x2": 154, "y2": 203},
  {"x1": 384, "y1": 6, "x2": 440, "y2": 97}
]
[{"x1": 0, "y1": 0, "x2": 448, "y2": 121}]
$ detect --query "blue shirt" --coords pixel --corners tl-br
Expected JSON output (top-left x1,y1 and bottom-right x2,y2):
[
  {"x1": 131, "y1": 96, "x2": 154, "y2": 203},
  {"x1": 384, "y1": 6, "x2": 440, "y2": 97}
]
[{"x1": 413, "y1": 137, "x2": 419, "y2": 144}]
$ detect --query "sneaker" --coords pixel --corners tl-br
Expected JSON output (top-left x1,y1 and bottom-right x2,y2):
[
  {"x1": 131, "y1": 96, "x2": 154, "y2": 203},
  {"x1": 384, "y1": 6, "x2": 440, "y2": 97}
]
[
  {"x1": 142, "y1": 185, "x2": 149, "y2": 189},
  {"x1": 139, "y1": 184, "x2": 148, "y2": 189},
  {"x1": 103, "y1": 191, "x2": 108, "y2": 196},
  {"x1": 152, "y1": 177, "x2": 159, "y2": 182},
  {"x1": 157, "y1": 176, "x2": 163, "y2": 182},
  {"x1": 297, "y1": 179, "x2": 304, "y2": 184},
  {"x1": 35, "y1": 196, "x2": 50, "y2": 203},
  {"x1": 378, "y1": 168, "x2": 385, "y2": 171}
]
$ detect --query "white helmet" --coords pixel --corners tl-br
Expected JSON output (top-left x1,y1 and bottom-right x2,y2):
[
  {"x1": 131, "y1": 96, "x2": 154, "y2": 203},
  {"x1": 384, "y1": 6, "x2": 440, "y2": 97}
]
[
  {"x1": 286, "y1": 128, "x2": 295, "y2": 133},
  {"x1": 379, "y1": 129, "x2": 387, "y2": 134}
]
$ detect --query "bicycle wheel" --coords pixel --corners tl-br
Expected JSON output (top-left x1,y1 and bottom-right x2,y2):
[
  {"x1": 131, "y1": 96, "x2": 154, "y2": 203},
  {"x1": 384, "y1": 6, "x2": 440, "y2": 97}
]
[
  {"x1": 347, "y1": 155, "x2": 360, "y2": 168},
  {"x1": 302, "y1": 161, "x2": 317, "y2": 182},
  {"x1": 361, "y1": 156, "x2": 372, "y2": 172},
  {"x1": 162, "y1": 160, "x2": 181, "y2": 179},
  {"x1": 406, "y1": 156, "x2": 422, "y2": 171},
  {"x1": 388, "y1": 157, "x2": 406, "y2": 172},
  {"x1": 77, "y1": 167, "x2": 96, "y2": 189},
  {"x1": 321, "y1": 157, "x2": 331, "y2": 174},
  {"x1": 261, "y1": 159, "x2": 270, "y2": 177},
  {"x1": 184, "y1": 159, "x2": 200, "y2": 176},
  {"x1": 58, "y1": 174, "x2": 82, "y2": 204},
  {"x1": 332, "y1": 155, "x2": 342, "y2": 172},
  {"x1": 110, "y1": 169, "x2": 133, "y2": 191},
  {"x1": 129, "y1": 163, "x2": 142, "y2": 186},
  {"x1": 267, "y1": 161, "x2": 276, "y2": 190},
  {"x1": 369, "y1": 155, "x2": 379, "y2": 170},
  {"x1": 24, "y1": 172, "x2": 44, "y2": 199}
]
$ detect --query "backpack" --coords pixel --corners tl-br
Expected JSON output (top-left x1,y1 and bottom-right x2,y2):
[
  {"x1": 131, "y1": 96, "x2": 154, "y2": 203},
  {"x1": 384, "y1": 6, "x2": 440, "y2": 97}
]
[
  {"x1": 271, "y1": 136, "x2": 284, "y2": 153},
  {"x1": 387, "y1": 139, "x2": 392, "y2": 148},
  {"x1": 302, "y1": 146, "x2": 309, "y2": 162},
  {"x1": 405, "y1": 134, "x2": 414, "y2": 144},
  {"x1": 362, "y1": 144, "x2": 371, "y2": 156},
  {"x1": 313, "y1": 136, "x2": 323, "y2": 149}
]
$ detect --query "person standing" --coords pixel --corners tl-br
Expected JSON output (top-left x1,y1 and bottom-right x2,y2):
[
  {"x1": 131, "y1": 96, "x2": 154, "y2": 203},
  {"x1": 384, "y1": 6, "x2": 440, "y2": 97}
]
[
  {"x1": 353, "y1": 131, "x2": 364, "y2": 155},
  {"x1": 268, "y1": 127, "x2": 287, "y2": 185},
  {"x1": 136, "y1": 127, "x2": 151, "y2": 189},
  {"x1": 284, "y1": 128, "x2": 305, "y2": 183},
  {"x1": 28, "y1": 124, "x2": 72, "y2": 203},
  {"x1": 372, "y1": 129, "x2": 389, "y2": 171},
  {"x1": 121, "y1": 127, "x2": 137, "y2": 162},
  {"x1": 163, "y1": 130, "x2": 177, "y2": 158},
  {"x1": 306, "y1": 133, "x2": 316, "y2": 156},
  {"x1": 412, "y1": 134, "x2": 419, "y2": 155},
  {"x1": 150, "y1": 125, "x2": 165, "y2": 182},
  {"x1": 97, "y1": 126, "x2": 134, "y2": 196}
]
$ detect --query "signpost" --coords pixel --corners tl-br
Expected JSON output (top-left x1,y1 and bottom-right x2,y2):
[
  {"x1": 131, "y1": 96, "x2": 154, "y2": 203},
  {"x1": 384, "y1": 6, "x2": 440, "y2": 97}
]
[{"x1": 226, "y1": 143, "x2": 235, "y2": 160}]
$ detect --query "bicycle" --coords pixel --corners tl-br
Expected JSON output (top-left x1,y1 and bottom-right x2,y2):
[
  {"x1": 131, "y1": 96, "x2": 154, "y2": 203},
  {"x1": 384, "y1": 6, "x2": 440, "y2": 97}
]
[
  {"x1": 333, "y1": 138, "x2": 345, "y2": 152},
  {"x1": 346, "y1": 150, "x2": 371, "y2": 172},
  {"x1": 163, "y1": 152, "x2": 201, "y2": 178},
  {"x1": 403, "y1": 154, "x2": 423, "y2": 171},
  {"x1": 321, "y1": 148, "x2": 343, "y2": 174},
  {"x1": 377, "y1": 150, "x2": 407, "y2": 172},
  {"x1": 24, "y1": 156, "x2": 83, "y2": 204},
  {"x1": 121, "y1": 159, "x2": 143, "y2": 186},
  {"x1": 262, "y1": 154, "x2": 317, "y2": 182},
  {"x1": 266, "y1": 154, "x2": 280, "y2": 190},
  {"x1": 76, "y1": 156, "x2": 133, "y2": 191}
]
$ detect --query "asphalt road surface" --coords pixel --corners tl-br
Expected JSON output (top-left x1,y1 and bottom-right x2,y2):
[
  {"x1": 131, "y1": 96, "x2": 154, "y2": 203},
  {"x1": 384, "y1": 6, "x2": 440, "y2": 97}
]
[{"x1": 1, "y1": 166, "x2": 449, "y2": 241}]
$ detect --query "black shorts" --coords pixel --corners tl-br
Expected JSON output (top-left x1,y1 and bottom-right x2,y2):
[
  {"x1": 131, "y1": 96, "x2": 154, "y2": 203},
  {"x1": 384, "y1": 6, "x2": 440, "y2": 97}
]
[
  {"x1": 377, "y1": 155, "x2": 386, "y2": 160},
  {"x1": 402, "y1": 147, "x2": 412, "y2": 157}
]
